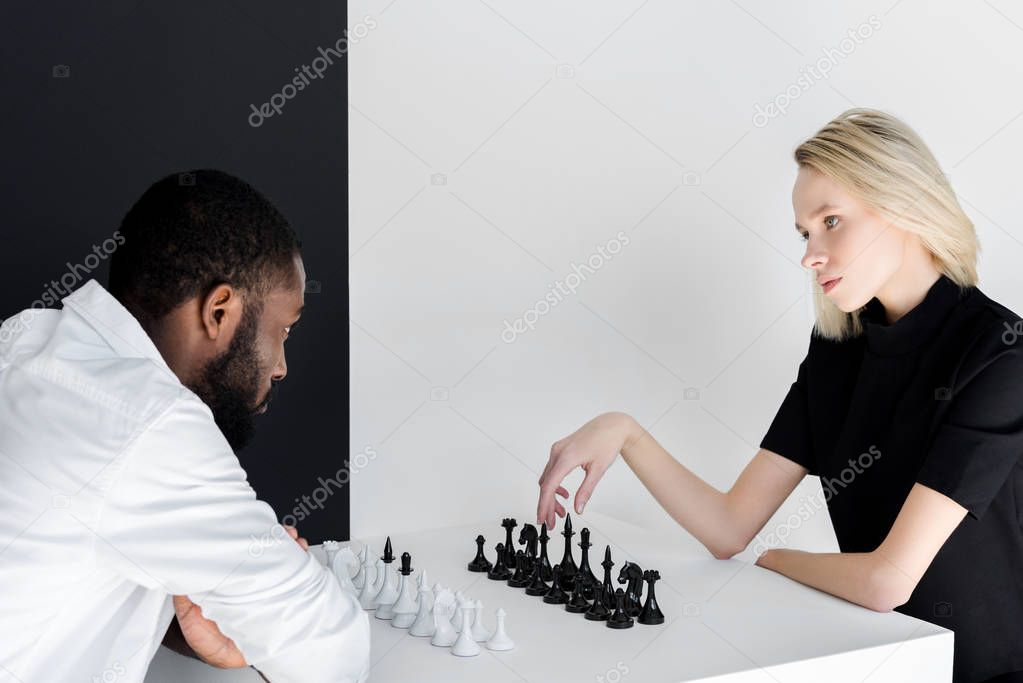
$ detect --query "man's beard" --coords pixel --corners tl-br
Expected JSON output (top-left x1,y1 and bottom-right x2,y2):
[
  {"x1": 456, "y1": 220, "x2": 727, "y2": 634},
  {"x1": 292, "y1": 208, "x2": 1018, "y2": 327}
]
[{"x1": 188, "y1": 304, "x2": 272, "y2": 452}]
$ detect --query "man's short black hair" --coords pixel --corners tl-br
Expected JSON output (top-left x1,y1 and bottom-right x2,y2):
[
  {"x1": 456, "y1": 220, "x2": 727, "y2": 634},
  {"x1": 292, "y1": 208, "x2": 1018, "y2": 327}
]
[{"x1": 109, "y1": 169, "x2": 301, "y2": 329}]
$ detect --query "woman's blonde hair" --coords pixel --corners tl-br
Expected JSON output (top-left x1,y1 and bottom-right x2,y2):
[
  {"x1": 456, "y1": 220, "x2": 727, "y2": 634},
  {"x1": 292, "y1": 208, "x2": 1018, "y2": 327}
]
[{"x1": 793, "y1": 108, "x2": 979, "y2": 341}]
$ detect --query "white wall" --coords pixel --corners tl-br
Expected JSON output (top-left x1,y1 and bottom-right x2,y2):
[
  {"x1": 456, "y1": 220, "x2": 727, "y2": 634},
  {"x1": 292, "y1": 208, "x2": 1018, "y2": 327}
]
[{"x1": 348, "y1": 0, "x2": 1023, "y2": 559}]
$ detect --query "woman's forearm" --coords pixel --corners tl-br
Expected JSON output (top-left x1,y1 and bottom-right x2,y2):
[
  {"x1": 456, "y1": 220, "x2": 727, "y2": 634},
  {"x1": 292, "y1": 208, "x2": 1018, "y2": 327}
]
[
  {"x1": 619, "y1": 417, "x2": 738, "y2": 559},
  {"x1": 755, "y1": 548, "x2": 888, "y2": 611}
]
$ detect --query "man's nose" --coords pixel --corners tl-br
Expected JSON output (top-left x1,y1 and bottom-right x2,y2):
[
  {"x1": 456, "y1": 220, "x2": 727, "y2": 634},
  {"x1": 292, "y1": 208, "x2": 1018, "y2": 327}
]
[{"x1": 272, "y1": 353, "x2": 287, "y2": 381}]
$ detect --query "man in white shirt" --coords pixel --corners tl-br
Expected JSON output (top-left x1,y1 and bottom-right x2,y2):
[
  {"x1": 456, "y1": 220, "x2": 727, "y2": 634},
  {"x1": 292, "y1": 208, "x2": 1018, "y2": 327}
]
[{"x1": 0, "y1": 169, "x2": 371, "y2": 682}]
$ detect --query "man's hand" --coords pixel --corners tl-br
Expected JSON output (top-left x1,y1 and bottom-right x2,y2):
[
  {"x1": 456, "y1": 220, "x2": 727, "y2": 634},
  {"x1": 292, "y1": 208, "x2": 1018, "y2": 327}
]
[
  {"x1": 172, "y1": 595, "x2": 247, "y2": 668},
  {"x1": 169, "y1": 523, "x2": 310, "y2": 668}
]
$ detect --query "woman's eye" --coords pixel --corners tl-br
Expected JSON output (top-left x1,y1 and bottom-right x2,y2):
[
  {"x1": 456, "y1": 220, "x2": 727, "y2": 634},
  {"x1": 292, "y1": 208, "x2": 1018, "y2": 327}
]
[
  {"x1": 824, "y1": 215, "x2": 839, "y2": 229},
  {"x1": 798, "y1": 231, "x2": 809, "y2": 242}
]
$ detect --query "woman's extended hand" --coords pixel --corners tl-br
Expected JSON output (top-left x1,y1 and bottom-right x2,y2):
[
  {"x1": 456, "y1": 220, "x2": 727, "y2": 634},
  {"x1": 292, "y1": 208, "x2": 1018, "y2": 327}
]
[{"x1": 536, "y1": 411, "x2": 638, "y2": 529}]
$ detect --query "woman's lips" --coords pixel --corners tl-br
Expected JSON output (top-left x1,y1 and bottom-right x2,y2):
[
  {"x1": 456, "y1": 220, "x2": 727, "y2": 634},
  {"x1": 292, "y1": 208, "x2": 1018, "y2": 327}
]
[{"x1": 822, "y1": 277, "x2": 842, "y2": 293}]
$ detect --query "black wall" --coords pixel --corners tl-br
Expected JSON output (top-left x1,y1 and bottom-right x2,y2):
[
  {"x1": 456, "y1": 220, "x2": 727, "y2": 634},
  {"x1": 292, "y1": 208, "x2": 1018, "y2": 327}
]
[{"x1": 0, "y1": 2, "x2": 351, "y2": 543}]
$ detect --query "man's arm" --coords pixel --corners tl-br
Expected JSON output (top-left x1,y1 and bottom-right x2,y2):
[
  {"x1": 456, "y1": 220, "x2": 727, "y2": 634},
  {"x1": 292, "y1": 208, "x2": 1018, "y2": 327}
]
[{"x1": 95, "y1": 395, "x2": 371, "y2": 683}]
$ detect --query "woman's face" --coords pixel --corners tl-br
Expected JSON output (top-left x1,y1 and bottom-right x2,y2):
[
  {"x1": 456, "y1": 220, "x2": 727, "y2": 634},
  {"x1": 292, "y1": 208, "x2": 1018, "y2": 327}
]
[{"x1": 792, "y1": 165, "x2": 908, "y2": 312}]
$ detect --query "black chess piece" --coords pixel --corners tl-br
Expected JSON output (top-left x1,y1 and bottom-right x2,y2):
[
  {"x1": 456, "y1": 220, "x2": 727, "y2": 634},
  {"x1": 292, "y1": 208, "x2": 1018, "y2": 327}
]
[
  {"x1": 606, "y1": 588, "x2": 634, "y2": 629},
  {"x1": 584, "y1": 582, "x2": 611, "y2": 621},
  {"x1": 487, "y1": 543, "x2": 512, "y2": 580},
  {"x1": 507, "y1": 550, "x2": 532, "y2": 588},
  {"x1": 537, "y1": 523, "x2": 554, "y2": 581},
  {"x1": 381, "y1": 536, "x2": 395, "y2": 565},
  {"x1": 617, "y1": 561, "x2": 644, "y2": 617},
  {"x1": 638, "y1": 570, "x2": 665, "y2": 625},
  {"x1": 576, "y1": 528, "x2": 599, "y2": 600},
  {"x1": 557, "y1": 514, "x2": 579, "y2": 592},
  {"x1": 524, "y1": 555, "x2": 551, "y2": 596},
  {"x1": 542, "y1": 565, "x2": 569, "y2": 604},
  {"x1": 565, "y1": 573, "x2": 592, "y2": 613},
  {"x1": 399, "y1": 551, "x2": 413, "y2": 576},
  {"x1": 600, "y1": 545, "x2": 615, "y2": 610},
  {"x1": 518, "y1": 523, "x2": 538, "y2": 561},
  {"x1": 467, "y1": 534, "x2": 493, "y2": 572},
  {"x1": 501, "y1": 518, "x2": 518, "y2": 569}
]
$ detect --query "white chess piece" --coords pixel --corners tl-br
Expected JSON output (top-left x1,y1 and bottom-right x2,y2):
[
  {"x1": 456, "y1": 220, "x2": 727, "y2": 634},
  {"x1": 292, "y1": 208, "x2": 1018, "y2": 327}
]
[
  {"x1": 451, "y1": 605, "x2": 481, "y2": 657},
  {"x1": 430, "y1": 590, "x2": 457, "y2": 647},
  {"x1": 486, "y1": 608, "x2": 514, "y2": 651},
  {"x1": 358, "y1": 558, "x2": 381, "y2": 609},
  {"x1": 408, "y1": 584, "x2": 435, "y2": 637},
  {"x1": 352, "y1": 545, "x2": 369, "y2": 590},
  {"x1": 389, "y1": 568, "x2": 418, "y2": 628},
  {"x1": 413, "y1": 568, "x2": 428, "y2": 609},
  {"x1": 330, "y1": 551, "x2": 357, "y2": 597},
  {"x1": 451, "y1": 591, "x2": 467, "y2": 631},
  {"x1": 322, "y1": 540, "x2": 340, "y2": 568},
  {"x1": 470, "y1": 600, "x2": 490, "y2": 642},
  {"x1": 372, "y1": 560, "x2": 399, "y2": 613}
]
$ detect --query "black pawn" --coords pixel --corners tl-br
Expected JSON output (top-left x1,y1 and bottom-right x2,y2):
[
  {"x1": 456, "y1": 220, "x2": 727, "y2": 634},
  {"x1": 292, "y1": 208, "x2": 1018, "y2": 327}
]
[
  {"x1": 381, "y1": 536, "x2": 395, "y2": 564},
  {"x1": 501, "y1": 518, "x2": 518, "y2": 569},
  {"x1": 584, "y1": 582, "x2": 611, "y2": 621},
  {"x1": 558, "y1": 514, "x2": 579, "y2": 592},
  {"x1": 507, "y1": 550, "x2": 532, "y2": 588},
  {"x1": 524, "y1": 556, "x2": 551, "y2": 596},
  {"x1": 606, "y1": 588, "x2": 634, "y2": 629},
  {"x1": 542, "y1": 566, "x2": 569, "y2": 605},
  {"x1": 467, "y1": 534, "x2": 492, "y2": 572},
  {"x1": 399, "y1": 551, "x2": 413, "y2": 576},
  {"x1": 565, "y1": 574, "x2": 592, "y2": 613},
  {"x1": 600, "y1": 546, "x2": 615, "y2": 610},
  {"x1": 537, "y1": 523, "x2": 554, "y2": 581},
  {"x1": 638, "y1": 570, "x2": 665, "y2": 625},
  {"x1": 576, "y1": 528, "x2": 599, "y2": 600},
  {"x1": 487, "y1": 543, "x2": 512, "y2": 580}
]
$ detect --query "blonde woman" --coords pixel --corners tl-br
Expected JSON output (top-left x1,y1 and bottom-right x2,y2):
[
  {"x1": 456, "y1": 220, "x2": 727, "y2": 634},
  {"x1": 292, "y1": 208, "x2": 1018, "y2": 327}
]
[{"x1": 537, "y1": 109, "x2": 1023, "y2": 683}]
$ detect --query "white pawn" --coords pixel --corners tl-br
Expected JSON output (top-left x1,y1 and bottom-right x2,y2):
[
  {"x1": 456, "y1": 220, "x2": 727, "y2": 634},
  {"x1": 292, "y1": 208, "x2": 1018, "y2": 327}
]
[
  {"x1": 389, "y1": 562, "x2": 418, "y2": 627},
  {"x1": 372, "y1": 561, "x2": 399, "y2": 614},
  {"x1": 408, "y1": 584, "x2": 435, "y2": 637},
  {"x1": 352, "y1": 545, "x2": 369, "y2": 590},
  {"x1": 430, "y1": 590, "x2": 457, "y2": 647},
  {"x1": 414, "y1": 568, "x2": 429, "y2": 609},
  {"x1": 358, "y1": 558, "x2": 381, "y2": 609},
  {"x1": 486, "y1": 608, "x2": 514, "y2": 651},
  {"x1": 451, "y1": 591, "x2": 467, "y2": 631},
  {"x1": 451, "y1": 605, "x2": 481, "y2": 657},
  {"x1": 470, "y1": 600, "x2": 490, "y2": 642}
]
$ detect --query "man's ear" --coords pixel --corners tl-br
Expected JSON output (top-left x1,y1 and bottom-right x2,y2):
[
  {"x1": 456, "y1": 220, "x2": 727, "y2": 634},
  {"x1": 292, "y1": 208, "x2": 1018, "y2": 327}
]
[{"x1": 199, "y1": 284, "x2": 244, "y2": 342}]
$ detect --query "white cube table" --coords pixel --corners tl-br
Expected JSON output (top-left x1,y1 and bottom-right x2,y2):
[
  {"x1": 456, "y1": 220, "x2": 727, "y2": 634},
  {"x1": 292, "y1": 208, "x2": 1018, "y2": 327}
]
[{"x1": 146, "y1": 510, "x2": 952, "y2": 682}]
